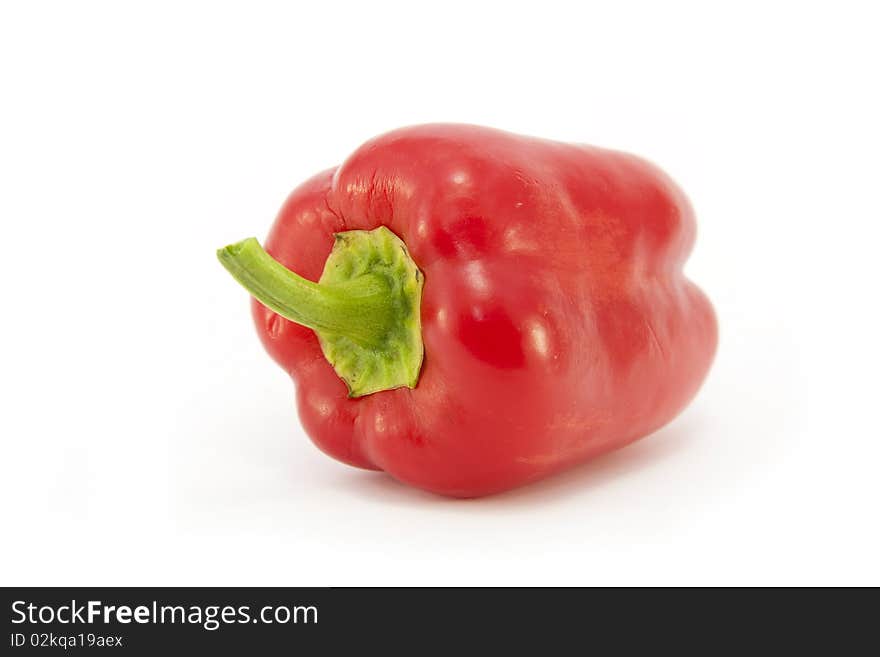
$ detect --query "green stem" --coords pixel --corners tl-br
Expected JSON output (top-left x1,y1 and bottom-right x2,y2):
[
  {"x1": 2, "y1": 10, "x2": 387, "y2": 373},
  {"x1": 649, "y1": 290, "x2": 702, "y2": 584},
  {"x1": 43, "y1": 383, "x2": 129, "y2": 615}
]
[
  {"x1": 218, "y1": 227, "x2": 424, "y2": 397},
  {"x1": 217, "y1": 238, "x2": 394, "y2": 347}
]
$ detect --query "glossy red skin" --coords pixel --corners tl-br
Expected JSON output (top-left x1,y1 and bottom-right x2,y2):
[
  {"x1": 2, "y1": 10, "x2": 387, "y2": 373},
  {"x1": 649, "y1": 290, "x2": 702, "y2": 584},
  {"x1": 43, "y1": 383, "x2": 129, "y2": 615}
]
[{"x1": 253, "y1": 124, "x2": 717, "y2": 498}]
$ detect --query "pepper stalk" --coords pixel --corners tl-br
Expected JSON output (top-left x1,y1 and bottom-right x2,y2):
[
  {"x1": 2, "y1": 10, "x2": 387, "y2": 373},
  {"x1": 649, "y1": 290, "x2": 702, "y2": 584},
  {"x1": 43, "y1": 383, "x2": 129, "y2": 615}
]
[{"x1": 217, "y1": 226, "x2": 424, "y2": 397}]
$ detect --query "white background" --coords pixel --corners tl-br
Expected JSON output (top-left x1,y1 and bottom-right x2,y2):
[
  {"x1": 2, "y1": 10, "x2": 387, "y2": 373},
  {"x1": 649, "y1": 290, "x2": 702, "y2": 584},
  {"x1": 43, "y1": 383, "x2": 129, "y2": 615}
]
[{"x1": 1, "y1": 1, "x2": 878, "y2": 586}]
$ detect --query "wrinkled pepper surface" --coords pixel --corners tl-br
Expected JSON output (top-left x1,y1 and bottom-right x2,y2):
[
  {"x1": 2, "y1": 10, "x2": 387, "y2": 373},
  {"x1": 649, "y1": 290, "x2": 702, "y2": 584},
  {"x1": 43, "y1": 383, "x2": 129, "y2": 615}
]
[{"x1": 218, "y1": 124, "x2": 717, "y2": 497}]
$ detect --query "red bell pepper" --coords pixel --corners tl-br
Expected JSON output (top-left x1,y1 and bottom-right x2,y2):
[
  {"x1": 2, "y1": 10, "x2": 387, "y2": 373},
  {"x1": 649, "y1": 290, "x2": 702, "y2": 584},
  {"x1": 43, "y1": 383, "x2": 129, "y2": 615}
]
[{"x1": 218, "y1": 124, "x2": 717, "y2": 497}]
